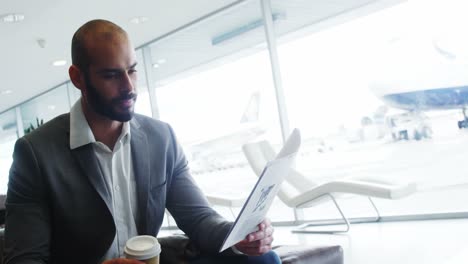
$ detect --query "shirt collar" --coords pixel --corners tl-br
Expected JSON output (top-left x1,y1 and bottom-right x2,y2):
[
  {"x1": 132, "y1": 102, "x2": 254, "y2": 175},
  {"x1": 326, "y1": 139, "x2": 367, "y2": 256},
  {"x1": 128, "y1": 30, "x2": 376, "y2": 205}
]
[{"x1": 69, "y1": 99, "x2": 131, "y2": 150}]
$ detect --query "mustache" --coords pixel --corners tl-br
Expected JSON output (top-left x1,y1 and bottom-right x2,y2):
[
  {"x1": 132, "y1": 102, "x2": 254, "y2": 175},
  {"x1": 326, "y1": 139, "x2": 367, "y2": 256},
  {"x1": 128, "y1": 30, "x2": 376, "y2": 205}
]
[{"x1": 113, "y1": 92, "x2": 137, "y2": 103}]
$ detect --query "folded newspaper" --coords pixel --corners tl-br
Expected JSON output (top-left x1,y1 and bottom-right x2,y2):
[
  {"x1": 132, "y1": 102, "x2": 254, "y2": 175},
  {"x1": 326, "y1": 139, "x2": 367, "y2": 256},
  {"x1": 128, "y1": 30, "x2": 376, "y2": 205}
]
[{"x1": 220, "y1": 128, "x2": 301, "y2": 252}]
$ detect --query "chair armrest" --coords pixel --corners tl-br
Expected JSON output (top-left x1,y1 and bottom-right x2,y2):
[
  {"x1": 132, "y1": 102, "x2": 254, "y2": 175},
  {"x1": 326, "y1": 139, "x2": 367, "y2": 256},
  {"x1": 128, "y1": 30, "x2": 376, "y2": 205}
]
[
  {"x1": 274, "y1": 245, "x2": 343, "y2": 264},
  {"x1": 292, "y1": 180, "x2": 417, "y2": 208},
  {"x1": 205, "y1": 195, "x2": 246, "y2": 207},
  {"x1": 159, "y1": 234, "x2": 200, "y2": 264}
]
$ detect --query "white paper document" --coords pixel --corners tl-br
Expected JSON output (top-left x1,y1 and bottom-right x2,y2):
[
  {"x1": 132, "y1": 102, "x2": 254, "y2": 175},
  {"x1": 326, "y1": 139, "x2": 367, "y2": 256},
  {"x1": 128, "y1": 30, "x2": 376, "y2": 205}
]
[{"x1": 219, "y1": 128, "x2": 301, "y2": 252}]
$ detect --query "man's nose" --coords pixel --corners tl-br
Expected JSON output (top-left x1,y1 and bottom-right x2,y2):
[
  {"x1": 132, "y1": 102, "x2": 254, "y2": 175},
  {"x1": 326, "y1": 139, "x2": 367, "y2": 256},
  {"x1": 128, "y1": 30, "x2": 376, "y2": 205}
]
[{"x1": 120, "y1": 72, "x2": 136, "y2": 93}]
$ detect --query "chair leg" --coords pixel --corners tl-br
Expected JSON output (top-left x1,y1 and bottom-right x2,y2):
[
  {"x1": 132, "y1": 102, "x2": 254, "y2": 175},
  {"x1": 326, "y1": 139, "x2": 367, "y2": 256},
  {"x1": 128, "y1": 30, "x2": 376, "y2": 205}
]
[
  {"x1": 293, "y1": 208, "x2": 304, "y2": 224},
  {"x1": 368, "y1": 197, "x2": 381, "y2": 222},
  {"x1": 229, "y1": 207, "x2": 236, "y2": 219},
  {"x1": 166, "y1": 210, "x2": 172, "y2": 227},
  {"x1": 292, "y1": 194, "x2": 350, "y2": 234}
]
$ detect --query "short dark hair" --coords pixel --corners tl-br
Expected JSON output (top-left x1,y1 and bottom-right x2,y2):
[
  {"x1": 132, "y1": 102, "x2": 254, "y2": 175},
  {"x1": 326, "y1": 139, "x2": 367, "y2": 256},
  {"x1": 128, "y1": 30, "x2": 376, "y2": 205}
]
[{"x1": 71, "y1": 19, "x2": 126, "y2": 71}]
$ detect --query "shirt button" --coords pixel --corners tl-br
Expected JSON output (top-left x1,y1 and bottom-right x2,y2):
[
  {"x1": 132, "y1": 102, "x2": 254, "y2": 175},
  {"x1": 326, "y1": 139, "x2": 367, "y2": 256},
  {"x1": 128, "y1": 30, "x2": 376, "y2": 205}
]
[{"x1": 115, "y1": 185, "x2": 120, "y2": 191}]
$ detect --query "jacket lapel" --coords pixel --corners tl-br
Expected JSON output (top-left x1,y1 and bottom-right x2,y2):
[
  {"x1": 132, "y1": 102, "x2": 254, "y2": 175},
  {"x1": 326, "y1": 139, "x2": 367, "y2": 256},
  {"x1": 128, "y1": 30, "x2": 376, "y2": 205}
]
[
  {"x1": 66, "y1": 107, "x2": 114, "y2": 217},
  {"x1": 130, "y1": 118, "x2": 150, "y2": 234},
  {"x1": 72, "y1": 144, "x2": 113, "y2": 215}
]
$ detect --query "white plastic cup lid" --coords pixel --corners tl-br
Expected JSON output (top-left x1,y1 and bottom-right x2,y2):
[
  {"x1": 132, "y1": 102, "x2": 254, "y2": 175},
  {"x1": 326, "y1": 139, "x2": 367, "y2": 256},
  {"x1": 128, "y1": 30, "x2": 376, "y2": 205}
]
[{"x1": 124, "y1": 235, "x2": 161, "y2": 260}]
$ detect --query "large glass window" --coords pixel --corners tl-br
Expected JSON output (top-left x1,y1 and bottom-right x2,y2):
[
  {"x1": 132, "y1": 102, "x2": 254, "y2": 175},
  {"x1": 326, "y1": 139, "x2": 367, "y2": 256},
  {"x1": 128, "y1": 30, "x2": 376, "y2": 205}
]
[
  {"x1": 148, "y1": 0, "x2": 286, "y2": 220},
  {"x1": 0, "y1": 109, "x2": 18, "y2": 194},
  {"x1": 273, "y1": 0, "x2": 468, "y2": 219},
  {"x1": 134, "y1": 49, "x2": 153, "y2": 117},
  {"x1": 4, "y1": 0, "x2": 466, "y2": 223},
  {"x1": 20, "y1": 84, "x2": 70, "y2": 133},
  {"x1": 68, "y1": 82, "x2": 81, "y2": 107}
]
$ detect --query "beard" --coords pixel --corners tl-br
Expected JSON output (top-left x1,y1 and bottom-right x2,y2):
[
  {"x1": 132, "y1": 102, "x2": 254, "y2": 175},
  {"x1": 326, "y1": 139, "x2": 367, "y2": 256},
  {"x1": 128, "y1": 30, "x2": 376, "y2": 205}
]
[{"x1": 83, "y1": 73, "x2": 137, "y2": 122}]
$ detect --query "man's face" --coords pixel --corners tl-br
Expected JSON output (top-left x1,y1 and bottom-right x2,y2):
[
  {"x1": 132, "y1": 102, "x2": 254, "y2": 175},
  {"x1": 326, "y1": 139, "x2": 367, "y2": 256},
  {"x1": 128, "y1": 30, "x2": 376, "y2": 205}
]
[
  {"x1": 83, "y1": 71, "x2": 137, "y2": 122},
  {"x1": 82, "y1": 35, "x2": 138, "y2": 122}
]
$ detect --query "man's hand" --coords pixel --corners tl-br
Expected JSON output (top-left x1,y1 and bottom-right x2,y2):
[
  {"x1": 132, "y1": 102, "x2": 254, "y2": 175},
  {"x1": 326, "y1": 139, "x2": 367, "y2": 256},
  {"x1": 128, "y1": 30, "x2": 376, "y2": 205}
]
[
  {"x1": 234, "y1": 218, "x2": 274, "y2": 256},
  {"x1": 102, "y1": 259, "x2": 144, "y2": 264}
]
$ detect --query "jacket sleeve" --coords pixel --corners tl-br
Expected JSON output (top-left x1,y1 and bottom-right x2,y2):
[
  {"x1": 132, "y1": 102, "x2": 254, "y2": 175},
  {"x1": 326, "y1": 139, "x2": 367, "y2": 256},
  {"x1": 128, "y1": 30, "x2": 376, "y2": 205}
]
[
  {"x1": 4, "y1": 137, "x2": 50, "y2": 264},
  {"x1": 164, "y1": 125, "x2": 233, "y2": 254}
]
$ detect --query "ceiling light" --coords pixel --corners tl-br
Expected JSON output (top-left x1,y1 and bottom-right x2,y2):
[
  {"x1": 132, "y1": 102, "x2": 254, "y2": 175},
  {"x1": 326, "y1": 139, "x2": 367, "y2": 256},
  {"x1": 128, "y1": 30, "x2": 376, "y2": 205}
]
[
  {"x1": 0, "y1": 89, "x2": 12, "y2": 95},
  {"x1": 156, "y1": 59, "x2": 166, "y2": 64},
  {"x1": 52, "y1": 60, "x2": 67, "y2": 66},
  {"x1": 152, "y1": 63, "x2": 160, "y2": 68},
  {"x1": 1, "y1": 13, "x2": 25, "y2": 23},
  {"x1": 130, "y1": 16, "x2": 149, "y2": 24}
]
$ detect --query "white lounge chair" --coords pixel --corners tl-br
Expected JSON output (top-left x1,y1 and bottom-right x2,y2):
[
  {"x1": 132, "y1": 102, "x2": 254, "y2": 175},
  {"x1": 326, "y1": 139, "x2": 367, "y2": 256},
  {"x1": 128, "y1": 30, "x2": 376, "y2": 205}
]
[
  {"x1": 241, "y1": 140, "x2": 417, "y2": 233},
  {"x1": 205, "y1": 193, "x2": 246, "y2": 219}
]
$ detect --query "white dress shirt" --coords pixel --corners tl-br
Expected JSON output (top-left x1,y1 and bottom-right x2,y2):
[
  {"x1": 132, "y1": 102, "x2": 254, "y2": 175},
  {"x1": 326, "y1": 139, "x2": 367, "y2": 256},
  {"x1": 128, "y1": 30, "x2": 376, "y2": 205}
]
[{"x1": 70, "y1": 100, "x2": 139, "y2": 259}]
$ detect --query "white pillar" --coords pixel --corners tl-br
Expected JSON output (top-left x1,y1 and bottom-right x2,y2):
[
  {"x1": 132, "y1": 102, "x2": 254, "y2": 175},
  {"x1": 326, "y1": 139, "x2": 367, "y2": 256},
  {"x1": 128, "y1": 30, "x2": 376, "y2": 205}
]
[
  {"x1": 142, "y1": 47, "x2": 160, "y2": 119},
  {"x1": 261, "y1": 0, "x2": 290, "y2": 143},
  {"x1": 15, "y1": 107, "x2": 24, "y2": 138}
]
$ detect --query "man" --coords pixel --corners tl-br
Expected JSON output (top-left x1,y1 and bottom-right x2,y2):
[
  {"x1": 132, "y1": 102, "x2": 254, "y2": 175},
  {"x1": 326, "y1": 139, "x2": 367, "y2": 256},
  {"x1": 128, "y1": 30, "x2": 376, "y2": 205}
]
[{"x1": 5, "y1": 19, "x2": 280, "y2": 264}]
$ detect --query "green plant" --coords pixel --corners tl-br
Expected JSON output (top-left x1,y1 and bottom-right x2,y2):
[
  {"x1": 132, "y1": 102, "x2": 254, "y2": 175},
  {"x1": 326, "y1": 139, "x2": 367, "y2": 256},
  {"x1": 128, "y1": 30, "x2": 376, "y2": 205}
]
[{"x1": 24, "y1": 117, "x2": 44, "y2": 134}]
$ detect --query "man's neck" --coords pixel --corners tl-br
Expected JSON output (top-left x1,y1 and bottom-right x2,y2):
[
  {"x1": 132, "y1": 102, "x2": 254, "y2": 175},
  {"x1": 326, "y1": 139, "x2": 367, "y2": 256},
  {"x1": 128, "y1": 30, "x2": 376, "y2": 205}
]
[{"x1": 81, "y1": 100, "x2": 122, "y2": 150}]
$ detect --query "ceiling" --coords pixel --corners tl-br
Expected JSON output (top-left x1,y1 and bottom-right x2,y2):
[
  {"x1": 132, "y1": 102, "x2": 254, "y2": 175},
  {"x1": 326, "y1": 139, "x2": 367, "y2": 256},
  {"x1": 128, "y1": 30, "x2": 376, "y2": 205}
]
[
  {"x1": 0, "y1": 0, "x2": 241, "y2": 113},
  {"x1": 0, "y1": 0, "x2": 402, "y2": 114}
]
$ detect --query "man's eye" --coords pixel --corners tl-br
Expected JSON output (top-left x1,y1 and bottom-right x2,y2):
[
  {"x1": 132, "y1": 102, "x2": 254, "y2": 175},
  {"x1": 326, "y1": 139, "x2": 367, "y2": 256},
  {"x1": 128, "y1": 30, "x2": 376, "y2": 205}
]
[
  {"x1": 129, "y1": 69, "x2": 137, "y2": 74},
  {"x1": 102, "y1": 73, "x2": 119, "y2": 79}
]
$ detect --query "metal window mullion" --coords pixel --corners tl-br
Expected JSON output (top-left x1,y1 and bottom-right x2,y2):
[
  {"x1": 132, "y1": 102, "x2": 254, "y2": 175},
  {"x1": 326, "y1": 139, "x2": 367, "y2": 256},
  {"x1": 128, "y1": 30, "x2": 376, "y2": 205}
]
[
  {"x1": 260, "y1": 0, "x2": 290, "y2": 143},
  {"x1": 66, "y1": 82, "x2": 76, "y2": 108},
  {"x1": 142, "y1": 47, "x2": 160, "y2": 119},
  {"x1": 15, "y1": 106, "x2": 24, "y2": 138}
]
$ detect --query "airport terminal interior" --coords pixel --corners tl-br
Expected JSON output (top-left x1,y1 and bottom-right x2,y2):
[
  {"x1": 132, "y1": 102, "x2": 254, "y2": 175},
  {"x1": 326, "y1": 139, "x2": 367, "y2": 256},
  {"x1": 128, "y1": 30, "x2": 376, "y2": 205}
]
[{"x1": 1, "y1": 0, "x2": 468, "y2": 263}]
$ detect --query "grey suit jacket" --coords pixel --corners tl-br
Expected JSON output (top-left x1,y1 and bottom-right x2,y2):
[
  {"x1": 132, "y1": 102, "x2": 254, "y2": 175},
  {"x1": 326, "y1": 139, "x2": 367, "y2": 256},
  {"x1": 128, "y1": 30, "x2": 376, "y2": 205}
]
[{"x1": 5, "y1": 113, "x2": 232, "y2": 264}]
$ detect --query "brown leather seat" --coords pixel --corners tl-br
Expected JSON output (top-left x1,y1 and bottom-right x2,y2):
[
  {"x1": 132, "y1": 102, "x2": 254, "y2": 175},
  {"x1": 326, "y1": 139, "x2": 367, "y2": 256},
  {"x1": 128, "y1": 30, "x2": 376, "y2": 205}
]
[
  {"x1": 274, "y1": 245, "x2": 343, "y2": 264},
  {"x1": 158, "y1": 234, "x2": 343, "y2": 264},
  {"x1": 0, "y1": 230, "x2": 343, "y2": 264}
]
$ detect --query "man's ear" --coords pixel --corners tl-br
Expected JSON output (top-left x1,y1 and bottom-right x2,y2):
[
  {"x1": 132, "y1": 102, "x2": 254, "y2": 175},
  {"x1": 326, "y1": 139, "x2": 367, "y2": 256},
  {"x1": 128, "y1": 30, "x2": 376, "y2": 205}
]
[{"x1": 69, "y1": 65, "x2": 84, "y2": 91}]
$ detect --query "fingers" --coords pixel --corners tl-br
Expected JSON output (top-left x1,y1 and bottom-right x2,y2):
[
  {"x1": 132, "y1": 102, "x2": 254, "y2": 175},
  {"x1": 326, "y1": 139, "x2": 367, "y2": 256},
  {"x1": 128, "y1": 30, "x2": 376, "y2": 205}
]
[
  {"x1": 261, "y1": 218, "x2": 272, "y2": 227},
  {"x1": 237, "y1": 244, "x2": 272, "y2": 256},
  {"x1": 235, "y1": 218, "x2": 275, "y2": 256},
  {"x1": 239, "y1": 235, "x2": 274, "y2": 248},
  {"x1": 245, "y1": 227, "x2": 273, "y2": 242},
  {"x1": 235, "y1": 237, "x2": 273, "y2": 256},
  {"x1": 244, "y1": 220, "x2": 274, "y2": 243}
]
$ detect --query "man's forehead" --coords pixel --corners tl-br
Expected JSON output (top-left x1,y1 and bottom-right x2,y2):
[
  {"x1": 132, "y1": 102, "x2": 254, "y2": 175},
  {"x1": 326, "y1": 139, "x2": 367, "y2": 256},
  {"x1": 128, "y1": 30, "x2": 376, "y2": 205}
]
[
  {"x1": 84, "y1": 30, "x2": 128, "y2": 47},
  {"x1": 87, "y1": 47, "x2": 137, "y2": 71},
  {"x1": 85, "y1": 31, "x2": 134, "y2": 54}
]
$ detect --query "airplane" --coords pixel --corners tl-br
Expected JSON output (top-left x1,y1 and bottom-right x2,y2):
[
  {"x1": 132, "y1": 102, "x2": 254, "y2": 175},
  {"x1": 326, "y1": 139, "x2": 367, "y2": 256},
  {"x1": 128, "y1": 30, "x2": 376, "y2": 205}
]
[
  {"x1": 183, "y1": 92, "x2": 266, "y2": 174},
  {"x1": 369, "y1": 33, "x2": 468, "y2": 131}
]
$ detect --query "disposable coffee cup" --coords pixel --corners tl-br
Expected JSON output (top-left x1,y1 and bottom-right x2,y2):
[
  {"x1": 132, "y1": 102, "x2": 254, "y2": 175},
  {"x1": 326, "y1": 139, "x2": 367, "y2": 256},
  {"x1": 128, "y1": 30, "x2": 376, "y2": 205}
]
[{"x1": 124, "y1": 235, "x2": 161, "y2": 264}]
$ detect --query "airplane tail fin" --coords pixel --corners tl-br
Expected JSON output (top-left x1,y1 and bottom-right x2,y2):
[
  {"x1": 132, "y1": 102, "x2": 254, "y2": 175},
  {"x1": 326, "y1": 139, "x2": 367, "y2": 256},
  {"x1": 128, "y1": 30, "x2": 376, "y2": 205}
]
[{"x1": 240, "y1": 92, "x2": 260, "y2": 123}]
